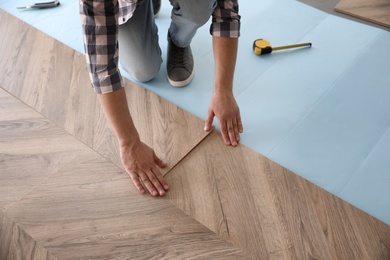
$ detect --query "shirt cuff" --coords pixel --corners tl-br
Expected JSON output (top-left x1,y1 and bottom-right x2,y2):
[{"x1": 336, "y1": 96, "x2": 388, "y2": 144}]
[
  {"x1": 91, "y1": 71, "x2": 123, "y2": 94},
  {"x1": 210, "y1": 19, "x2": 240, "y2": 38}
]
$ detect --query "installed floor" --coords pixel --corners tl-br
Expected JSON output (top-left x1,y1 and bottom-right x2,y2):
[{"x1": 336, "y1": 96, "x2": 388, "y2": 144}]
[
  {"x1": 1, "y1": 9, "x2": 390, "y2": 260},
  {"x1": 0, "y1": 87, "x2": 247, "y2": 259}
]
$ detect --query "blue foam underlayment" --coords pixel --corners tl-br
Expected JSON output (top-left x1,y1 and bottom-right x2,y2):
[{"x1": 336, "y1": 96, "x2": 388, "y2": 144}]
[{"x1": 1, "y1": 0, "x2": 389, "y2": 225}]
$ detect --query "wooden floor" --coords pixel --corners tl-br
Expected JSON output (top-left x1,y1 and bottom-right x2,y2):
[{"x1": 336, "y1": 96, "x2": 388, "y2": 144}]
[
  {"x1": 335, "y1": 0, "x2": 390, "y2": 28},
  {"x1": 1, "y1": 9, "x2": 390, "y2": 260}
]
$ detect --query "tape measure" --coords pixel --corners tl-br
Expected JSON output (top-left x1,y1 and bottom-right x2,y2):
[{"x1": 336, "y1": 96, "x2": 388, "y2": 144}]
[{"x1": 253, "y1": 39, "x2": 312, "y2": 55}]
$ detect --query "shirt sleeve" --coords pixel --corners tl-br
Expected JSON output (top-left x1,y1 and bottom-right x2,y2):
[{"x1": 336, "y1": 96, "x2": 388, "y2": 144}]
[
  {"x1": 80, "y1": 0, "x2": 123, "y2": 94},
  {"x1": 210, "y1": 0, "x2": 241, "y2": 38}
]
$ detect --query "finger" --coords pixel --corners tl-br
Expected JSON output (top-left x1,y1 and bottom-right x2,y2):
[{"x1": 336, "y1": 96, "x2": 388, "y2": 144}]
[
  {"x1": 153, "y1": 153, "x2": 169, "y2": 190},
  {"x1": 232, "y1": 117, "x2": 240, "y2": 143},
  {"x1": 153, "y1": 152, "x2": 167, "y2": 168},
  {"x1": 129, "y1": 173, "x2": 145, "y2": 194},
  {"x1": 227, "y1": 120, "x2": 238, "y2": 146},
  {"x1": 219, "y1": 119, "x2": 231, "y2": 145},
  {"x1": 204, "y1": 109, "x2": 215, "y2": 132},
  {"x1": 138, "y1": 172, "x2": 159, "y2": 197},
  {"x1": 151, "y1": 166, "x2": 169, "y2": 193},
  {"x1": 145, "y1": 167, "x2": 167, "y2": 196},
  {"x1": 237, "y1": 112, "x2": 243, "y2": 133}
]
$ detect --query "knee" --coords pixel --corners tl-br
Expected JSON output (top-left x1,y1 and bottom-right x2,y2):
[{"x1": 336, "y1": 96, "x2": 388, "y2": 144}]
[
  {"x1": 122, "y1": 61, "x2": 161, "y2": 83},
  {"x1": 130, "y1": 65, "x2": 160, "y2": 83}
]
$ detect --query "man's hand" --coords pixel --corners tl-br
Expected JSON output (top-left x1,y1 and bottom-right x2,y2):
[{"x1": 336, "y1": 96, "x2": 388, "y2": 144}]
[
  {"x1": 207, "y1": 36, "x2": 243, "y2": 146},
  {"x1": 97, "y1": 88, "x2": 169, "y2": 196},
  {"x1": 120, "y1": 140, "x2": 168, "y2": 196},
  {"x1": 205, "y1": 91, "x2": 243, "y2": 146}
]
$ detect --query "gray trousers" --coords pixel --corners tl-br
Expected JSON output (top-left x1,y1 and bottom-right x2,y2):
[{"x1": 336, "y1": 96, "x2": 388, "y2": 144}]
[{"x1": 118, "y1": 0, "x2": 217, "y2": 82}]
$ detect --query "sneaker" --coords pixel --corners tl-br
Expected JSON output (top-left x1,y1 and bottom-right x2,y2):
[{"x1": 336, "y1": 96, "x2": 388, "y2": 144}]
[
  {"x1": 152, "y1": 0, "x2": 161, "y2": 17},
  {"x1": 166, "y1": 34, "x2": 195, "y2": 87}
]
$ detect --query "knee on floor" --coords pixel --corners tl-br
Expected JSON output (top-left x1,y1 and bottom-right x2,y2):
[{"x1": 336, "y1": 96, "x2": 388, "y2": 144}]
[{"x1": 123, "y1": 62, "x2": 161, "y2": 83}]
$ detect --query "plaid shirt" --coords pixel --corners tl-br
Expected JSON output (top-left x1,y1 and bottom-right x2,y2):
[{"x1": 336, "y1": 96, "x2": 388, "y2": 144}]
[{"x1": 80, "y1": 0, "x2": 241, "y2": 94}]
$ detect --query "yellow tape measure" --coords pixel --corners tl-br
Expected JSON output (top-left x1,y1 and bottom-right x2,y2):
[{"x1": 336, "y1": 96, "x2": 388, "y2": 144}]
[{"x1": 253, "y1": 39, "x2": 312, "y2": 55}]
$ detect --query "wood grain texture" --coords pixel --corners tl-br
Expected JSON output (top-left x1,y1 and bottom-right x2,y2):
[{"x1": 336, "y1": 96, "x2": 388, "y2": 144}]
[
  {"x1": 4, "y1": 157, "x2": 250, "y2": 260},
  {"x1": 0, "y1": 211, "x2": 57, "y2": 260},
  {"x1": 0, "y1": 89, "x2": 91, "y2": 212},
  {"x1": 166, "y1": 131, "x2": 390, "y2": 260},
  {"x1": 0, "y1": 10, "x2": 210, "y2": 176},
  {"x1": 335, "y1": 0, "x2": 390, "y2": 28},
  {"x1": 0, "y1": 88, "x2": 250, "y2": 259}
]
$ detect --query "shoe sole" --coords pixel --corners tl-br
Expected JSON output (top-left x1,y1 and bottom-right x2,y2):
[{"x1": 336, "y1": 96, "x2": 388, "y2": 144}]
[{"x1": 167, "y1": 68, "x2": 195, "y2": 88}]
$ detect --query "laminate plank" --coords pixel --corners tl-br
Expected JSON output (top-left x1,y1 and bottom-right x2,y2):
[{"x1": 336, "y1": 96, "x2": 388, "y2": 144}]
[
  {"x1": 302, "y1": 180, "x2": 390, "y2": 260},
  {"x1": 0, "y1": 89, "x2": 91, "y2": 211},
  {"x1": 0, "y1": 211, "x2": 57, "y2": 260},
  {"x1": 166, "y1": 131, "x2": 390, "y2": 259},
  {"x1": 335, "y1": 0, "x2": 390, "y2": 28},
  {"x1": 0, "y1": 9, "x2": 210, "y2": 176},
  {"x1": 267, "y1": 158, "x2": 390, "y2": 260}
]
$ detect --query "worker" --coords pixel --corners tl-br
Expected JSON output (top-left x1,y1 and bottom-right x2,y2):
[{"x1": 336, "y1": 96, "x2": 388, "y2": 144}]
[{"x1": 79, "y1": 0, "x2": 243, "y2": 197}]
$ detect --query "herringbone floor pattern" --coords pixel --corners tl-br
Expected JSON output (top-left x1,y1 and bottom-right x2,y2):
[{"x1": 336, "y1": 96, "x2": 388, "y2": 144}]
[{"x1": 1, "y1": 10, "x2": 389, "y2": 259}]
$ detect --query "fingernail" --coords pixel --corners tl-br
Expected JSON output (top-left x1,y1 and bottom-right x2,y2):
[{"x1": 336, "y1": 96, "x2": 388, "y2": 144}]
[
  {"x1": 204, "y1": 126, "x2": 209, "y2": 131},
  {"x1": 164, "y1": 185, "x2": 169, "y2": 190},
  {"x1": 153, "y1": 191, "x2": 158, "y2": 196}
]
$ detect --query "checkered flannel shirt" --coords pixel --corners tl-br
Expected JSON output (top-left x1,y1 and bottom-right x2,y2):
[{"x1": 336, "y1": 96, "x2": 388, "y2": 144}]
[{"x1": 80, "y1": 0, "x2": 241, "y2": 94}]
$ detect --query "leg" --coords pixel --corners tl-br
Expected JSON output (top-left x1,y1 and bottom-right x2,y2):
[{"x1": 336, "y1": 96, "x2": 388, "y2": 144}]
[
  {"x1": 166, "y1": 0, "x2": 217, "y2": 87},
  {"x1": 118, "y1": 0, "x2": 162, "y2": 82},
  {"x1": 168, "y1": 0, "x2": 217, "y2": 47}
]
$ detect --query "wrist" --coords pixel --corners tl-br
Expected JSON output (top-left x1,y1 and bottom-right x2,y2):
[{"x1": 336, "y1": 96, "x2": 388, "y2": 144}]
[
  {"x1": 213, "y1": 85, "x2": 233, "y2": 96},
  {"x1": 214, "y1": 82, "x2": 233, "y2": 94},
  {"x1": 213, "y1": 76, "x2": 233, "y2": 94},
  {"x1": 118, "y1": 132, "x2": 141, "y2": 149}
]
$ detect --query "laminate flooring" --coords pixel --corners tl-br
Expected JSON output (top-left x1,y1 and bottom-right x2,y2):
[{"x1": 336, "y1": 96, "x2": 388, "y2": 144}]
[
  {"x1": 166, "y1": 131, "x2": 390, "y2": 259},
  {"x1": 335, "y1": 0, "x2": 390, "y2": 28},
  {"x1": 1, "y1": 9, "x2": 390, "y2": 260},
  {"x1": 0, "y1": 88, "x2": 249, "y2": 259}
]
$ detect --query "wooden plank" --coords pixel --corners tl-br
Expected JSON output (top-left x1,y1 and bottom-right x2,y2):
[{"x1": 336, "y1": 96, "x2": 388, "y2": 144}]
[
  {"x1": 0, "y1": 89, "x2": 92, "y2": 211},
  {"x1": 0, "y1": 10, "x2": 210, "y2": 176},
  {"x1": 0, "y1": 211, "x2": 56, "y2": 260},
  {"x1": 166, "y1": 131, "x2": 390, "y2": 259},
  {"x1": 335, "y1": 0, "x2": 390, "y2": 28}
]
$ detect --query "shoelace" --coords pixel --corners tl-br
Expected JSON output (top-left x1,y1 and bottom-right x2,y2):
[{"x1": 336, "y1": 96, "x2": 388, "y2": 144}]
[{"x1": 172, "y1": 47, "x2": 189, "y2": 68}]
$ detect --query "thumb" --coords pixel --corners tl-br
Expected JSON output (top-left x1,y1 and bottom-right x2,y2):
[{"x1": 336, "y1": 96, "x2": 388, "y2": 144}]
[
  {"x1": 204, "y1": 109, "x2": 215, "y2": 132},
  {"x1": 154, "y1": 152, "x2": 166, "y2": 168}
]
